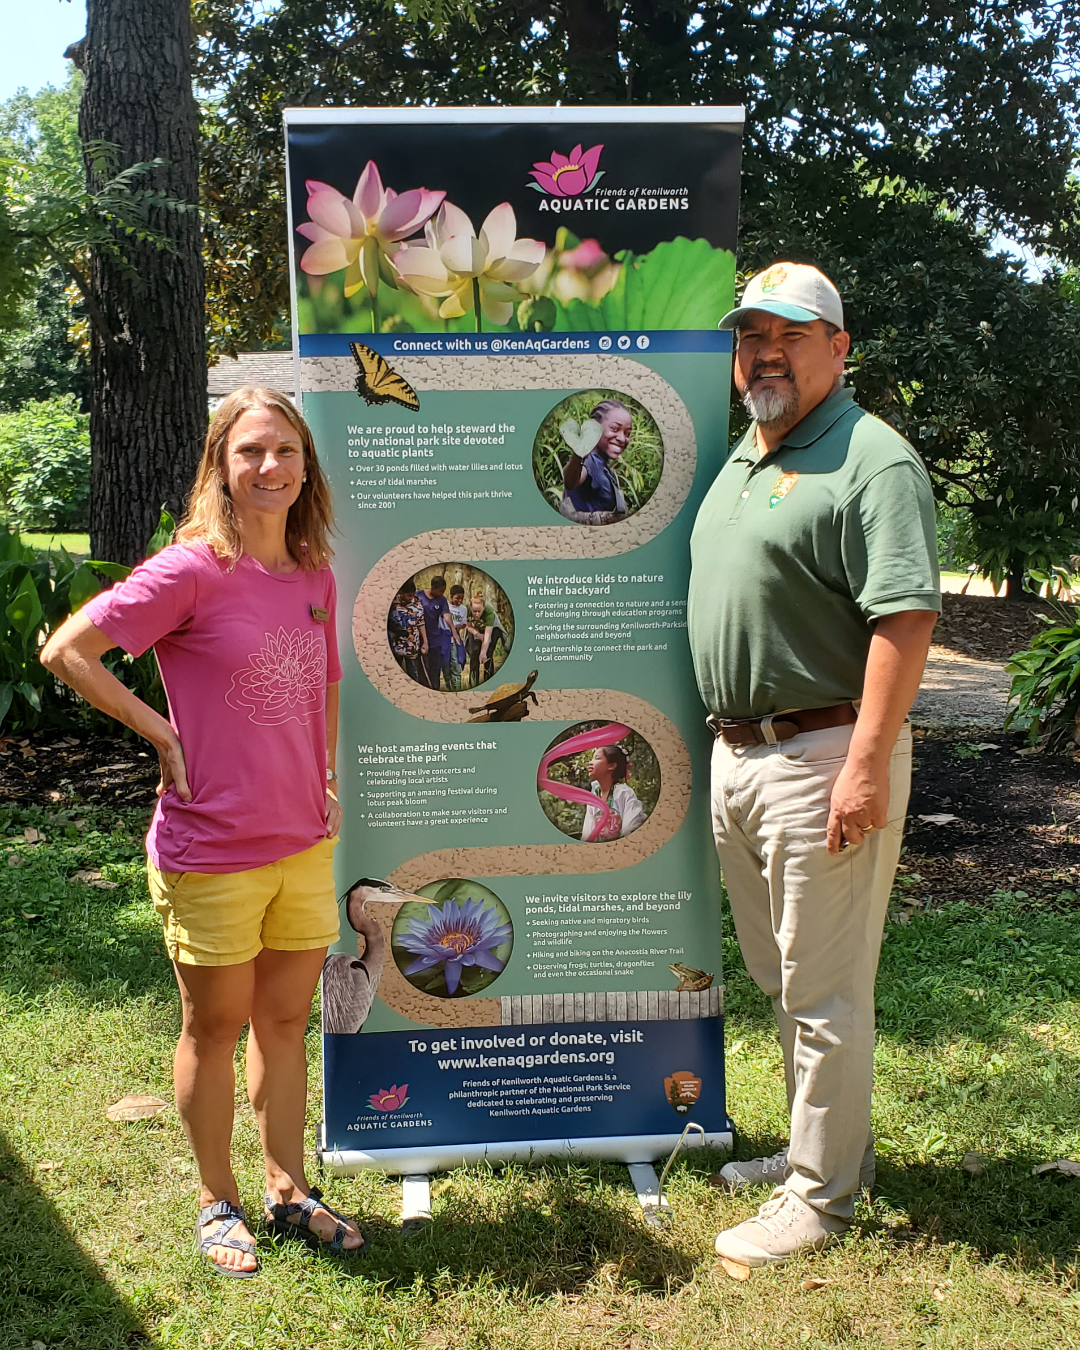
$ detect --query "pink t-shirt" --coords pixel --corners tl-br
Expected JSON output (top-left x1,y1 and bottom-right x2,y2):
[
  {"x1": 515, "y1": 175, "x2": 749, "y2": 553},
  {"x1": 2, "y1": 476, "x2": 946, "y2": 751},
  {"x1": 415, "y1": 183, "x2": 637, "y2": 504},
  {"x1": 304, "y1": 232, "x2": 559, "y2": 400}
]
[{"x1": 83, "y1": 541, "x2": 343, "y2": 873}]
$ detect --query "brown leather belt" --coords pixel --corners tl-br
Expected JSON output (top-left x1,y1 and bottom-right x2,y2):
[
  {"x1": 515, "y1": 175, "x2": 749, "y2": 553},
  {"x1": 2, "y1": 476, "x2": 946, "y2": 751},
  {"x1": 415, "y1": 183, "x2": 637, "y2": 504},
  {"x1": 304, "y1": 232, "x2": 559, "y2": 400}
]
[{"x1": 707, "y1": 702, "x2": 858, "y2": 747}]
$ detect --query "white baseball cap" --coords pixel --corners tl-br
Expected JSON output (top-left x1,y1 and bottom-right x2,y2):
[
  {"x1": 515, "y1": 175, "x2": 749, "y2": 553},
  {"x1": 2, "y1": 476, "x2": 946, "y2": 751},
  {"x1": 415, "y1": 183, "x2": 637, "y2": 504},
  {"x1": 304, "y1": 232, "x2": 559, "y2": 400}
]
[{"x1": 719, "y1": 262, "x2": 844, "y2": 331}]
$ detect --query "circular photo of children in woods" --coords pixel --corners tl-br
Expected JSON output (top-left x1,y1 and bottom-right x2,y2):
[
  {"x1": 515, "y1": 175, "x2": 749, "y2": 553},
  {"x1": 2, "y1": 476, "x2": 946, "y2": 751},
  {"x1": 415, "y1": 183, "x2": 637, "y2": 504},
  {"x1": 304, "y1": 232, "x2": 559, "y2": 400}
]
[
  {"x1": 386, "y1": 564, "x2": 514, "y2": 692},
  {"x1": 391, "y1": 878, "x2": 514, "y2": 999},
  {"x1": 536, "y1": 720, "x2": 661, "y2": 842},
  {"x1": 532, "y1": 389, "x2": 664, "y2": 526}
]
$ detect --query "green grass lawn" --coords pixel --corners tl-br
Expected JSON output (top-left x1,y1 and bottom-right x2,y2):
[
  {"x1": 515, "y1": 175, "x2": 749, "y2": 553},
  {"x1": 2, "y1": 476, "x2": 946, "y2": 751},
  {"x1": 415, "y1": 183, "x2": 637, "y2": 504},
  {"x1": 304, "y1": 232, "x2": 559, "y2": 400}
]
[
  {"x1": 21, "y1": 532, "x2": 91, "y2": 558},
  {"x1": 2, "y1": 800, "x2": 1079, "y2": 1349}
]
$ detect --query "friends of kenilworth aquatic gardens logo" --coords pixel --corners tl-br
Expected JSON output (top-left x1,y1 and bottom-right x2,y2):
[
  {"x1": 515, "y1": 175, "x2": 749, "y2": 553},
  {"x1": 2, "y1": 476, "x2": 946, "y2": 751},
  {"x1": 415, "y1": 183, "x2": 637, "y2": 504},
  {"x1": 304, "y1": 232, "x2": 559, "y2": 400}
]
[
  {"x1": 527, "y1": 143, "x2": 605, "y2": 198},
  {"x1": 367, "y1": 1084, "x2": 409, "y2": 1112}
]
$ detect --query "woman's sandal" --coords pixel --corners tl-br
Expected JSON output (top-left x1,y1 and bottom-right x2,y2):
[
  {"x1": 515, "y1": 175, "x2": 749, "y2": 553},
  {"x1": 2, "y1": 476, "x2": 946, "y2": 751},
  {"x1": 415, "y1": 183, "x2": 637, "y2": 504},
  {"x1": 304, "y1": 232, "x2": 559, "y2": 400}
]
[
  {"x1": 263, "y1": 1185, "x2": 363, "y2": 1254},
  {"x1": 195, "y1": 1200, "x2": 259, "y2": 1278}
]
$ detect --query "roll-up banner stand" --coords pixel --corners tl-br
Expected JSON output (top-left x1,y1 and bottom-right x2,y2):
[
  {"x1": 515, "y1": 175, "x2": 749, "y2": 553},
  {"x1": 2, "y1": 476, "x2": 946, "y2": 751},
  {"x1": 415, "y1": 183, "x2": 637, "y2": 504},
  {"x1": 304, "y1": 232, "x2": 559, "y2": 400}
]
[{"x1": 283, "y1": 106, "x2": 743, "y2": 1179}]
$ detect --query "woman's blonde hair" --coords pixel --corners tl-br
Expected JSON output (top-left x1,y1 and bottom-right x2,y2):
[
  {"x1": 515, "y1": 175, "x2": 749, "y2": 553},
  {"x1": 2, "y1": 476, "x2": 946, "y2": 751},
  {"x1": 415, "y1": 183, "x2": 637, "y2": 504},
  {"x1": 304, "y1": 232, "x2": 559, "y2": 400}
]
[{"x1": 176, "y1": 386, "x2": 334, "y2": 570}]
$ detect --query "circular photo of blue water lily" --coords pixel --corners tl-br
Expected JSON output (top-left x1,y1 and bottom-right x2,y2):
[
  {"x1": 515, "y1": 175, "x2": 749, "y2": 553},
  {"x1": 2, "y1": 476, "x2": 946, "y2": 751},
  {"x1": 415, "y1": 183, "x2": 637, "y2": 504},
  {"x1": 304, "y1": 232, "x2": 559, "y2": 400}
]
[{"x1": 390, "y1": 878, "x2": 514, "y2": 999}]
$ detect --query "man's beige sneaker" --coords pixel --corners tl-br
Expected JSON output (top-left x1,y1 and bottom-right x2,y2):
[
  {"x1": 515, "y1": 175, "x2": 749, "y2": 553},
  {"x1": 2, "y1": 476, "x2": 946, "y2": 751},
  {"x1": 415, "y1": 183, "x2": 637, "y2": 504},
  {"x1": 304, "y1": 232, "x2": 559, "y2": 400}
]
[
  {"x1": 714, "y1": 1187, "x2": 850, "y2": 1268},
  {"x1": 719, "y1": 1147, "x2": 876, "y2": 1194}
]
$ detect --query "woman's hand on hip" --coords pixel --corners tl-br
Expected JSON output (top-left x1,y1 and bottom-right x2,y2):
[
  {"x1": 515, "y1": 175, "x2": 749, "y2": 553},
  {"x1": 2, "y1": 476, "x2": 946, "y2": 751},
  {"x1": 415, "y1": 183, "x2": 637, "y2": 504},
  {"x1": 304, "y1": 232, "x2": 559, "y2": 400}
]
[
  {"x1": 156, "y1": 734, "x2": 191, "y2": 802},
  {"x1": 326, "y1": 790, "x2": 342, "y2": 837}
]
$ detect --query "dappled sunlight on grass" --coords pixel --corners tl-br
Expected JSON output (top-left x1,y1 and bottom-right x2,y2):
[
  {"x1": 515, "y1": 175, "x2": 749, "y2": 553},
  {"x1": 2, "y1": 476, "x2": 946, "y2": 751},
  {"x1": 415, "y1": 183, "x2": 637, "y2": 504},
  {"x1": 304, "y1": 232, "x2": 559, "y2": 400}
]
[{"x1": 3, "y1": 802, "x2": 1080, "y2": 1347}]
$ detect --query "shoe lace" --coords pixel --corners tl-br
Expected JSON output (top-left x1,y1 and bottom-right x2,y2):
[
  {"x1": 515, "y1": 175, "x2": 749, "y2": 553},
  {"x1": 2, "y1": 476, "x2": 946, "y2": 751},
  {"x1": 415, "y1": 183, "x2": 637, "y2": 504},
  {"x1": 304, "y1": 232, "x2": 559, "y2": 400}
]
[
  {"x1": 755, "y1": 1188, "x2": 804, "y2": 1233},
  {"x1": 761, "y1": 1148, "x2": 789, "y2": 1175}
]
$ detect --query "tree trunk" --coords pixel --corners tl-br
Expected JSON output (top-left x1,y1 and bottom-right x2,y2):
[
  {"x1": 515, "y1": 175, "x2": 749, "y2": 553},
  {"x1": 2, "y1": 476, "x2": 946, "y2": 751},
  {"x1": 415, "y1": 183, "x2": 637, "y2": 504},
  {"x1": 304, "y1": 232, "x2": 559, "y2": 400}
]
[
  {"x1": 562, "y1": 0, "x2": 625, "y2": 102},
  {"x1": 1005, "y1": 555, "x2": 1034, "y2": 600},
  {"x1": 81, "y1": 0, "x2": 205, "y2": 565}
]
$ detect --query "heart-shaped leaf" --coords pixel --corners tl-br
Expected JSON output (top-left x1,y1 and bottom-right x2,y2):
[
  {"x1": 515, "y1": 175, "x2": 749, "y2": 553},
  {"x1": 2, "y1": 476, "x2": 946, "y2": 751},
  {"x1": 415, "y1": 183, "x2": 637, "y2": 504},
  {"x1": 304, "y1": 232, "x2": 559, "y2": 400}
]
[{"x1": 559, "y1": 417, "x2": 603, "y2": 458}]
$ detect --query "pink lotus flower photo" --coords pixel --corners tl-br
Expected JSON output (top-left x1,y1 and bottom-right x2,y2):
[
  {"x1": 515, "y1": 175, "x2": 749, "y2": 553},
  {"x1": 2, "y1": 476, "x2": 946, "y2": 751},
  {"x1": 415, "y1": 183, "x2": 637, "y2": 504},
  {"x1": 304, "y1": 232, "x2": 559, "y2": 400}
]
[
  {"x1": 394, "y1": 201, "x2": 545, "y2": 330},
  {"x1": 296, "y1": 161, "x2": 445, "y2": 303},
  {"x1": 367, "y1": 1083, "x2": 409, "y2": 1112},
  {"x1": 528, "y1": 144, "x2": 604, "y2": 198}
]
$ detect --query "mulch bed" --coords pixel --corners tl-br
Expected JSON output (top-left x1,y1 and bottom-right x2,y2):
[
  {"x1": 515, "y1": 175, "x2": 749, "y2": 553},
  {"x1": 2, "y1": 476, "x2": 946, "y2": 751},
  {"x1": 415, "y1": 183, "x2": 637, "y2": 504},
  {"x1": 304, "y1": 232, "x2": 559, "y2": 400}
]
[
  {"x1": 3, "y1": 590, "x2": 1076, "y2": 905},
  {"x1": 0, "y1": 731, "x2": 159, "y2": 810},
  {"x1": 931, "y1": 591, "x2": 1061, "y2": 663},
  {"x1": 4, "y1": 720, "x2": 1077, "y2": 908},
  {"x1": 905, "y1": 728, "x2": 1079, "y2": 905}
]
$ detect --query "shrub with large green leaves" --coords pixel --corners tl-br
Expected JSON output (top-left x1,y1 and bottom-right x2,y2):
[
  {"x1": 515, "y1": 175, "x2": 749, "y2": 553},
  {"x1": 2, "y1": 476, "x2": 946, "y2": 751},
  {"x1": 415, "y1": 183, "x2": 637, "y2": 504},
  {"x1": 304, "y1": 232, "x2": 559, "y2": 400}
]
[
  {"x1": 0, "y1": 393, "x2": 89, "y2": 530},
  {"x1": 1005, "y1": 602, "x2": 1080, "y2": 752},
  {"x1": 0, "y1": 513, "x2": 171, "y2": 732}
]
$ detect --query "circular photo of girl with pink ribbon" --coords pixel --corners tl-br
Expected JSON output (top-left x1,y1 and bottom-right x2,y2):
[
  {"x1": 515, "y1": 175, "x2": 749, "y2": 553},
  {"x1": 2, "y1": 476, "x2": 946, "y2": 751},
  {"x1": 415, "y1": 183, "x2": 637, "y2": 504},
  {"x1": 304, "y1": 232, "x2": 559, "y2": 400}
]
[{"x1": 536, "y1": 720, "x2": 661, "y2": 842}]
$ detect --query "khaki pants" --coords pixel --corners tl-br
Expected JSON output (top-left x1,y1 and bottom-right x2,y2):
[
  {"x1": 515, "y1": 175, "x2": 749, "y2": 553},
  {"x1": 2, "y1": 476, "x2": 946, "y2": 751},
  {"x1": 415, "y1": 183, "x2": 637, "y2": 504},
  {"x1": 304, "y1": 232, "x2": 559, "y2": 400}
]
[{"x1": 710, "y1": 721, "x2": 912, "y2": 1219}]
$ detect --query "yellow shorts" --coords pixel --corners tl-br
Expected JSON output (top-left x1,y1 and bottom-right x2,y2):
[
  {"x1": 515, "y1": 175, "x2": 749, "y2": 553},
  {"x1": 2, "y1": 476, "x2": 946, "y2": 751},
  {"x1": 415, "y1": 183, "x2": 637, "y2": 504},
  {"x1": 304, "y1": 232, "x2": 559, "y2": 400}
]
[{"x1": 146, "y1": 837, "x2": 340, "y2": 967}]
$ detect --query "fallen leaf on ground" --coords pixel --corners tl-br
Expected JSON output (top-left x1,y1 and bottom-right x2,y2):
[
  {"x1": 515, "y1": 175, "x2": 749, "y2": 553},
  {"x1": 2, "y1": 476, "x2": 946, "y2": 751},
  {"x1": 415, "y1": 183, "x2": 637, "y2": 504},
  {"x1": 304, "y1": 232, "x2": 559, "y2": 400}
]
[
  {"x1": 23, "y1": 827, "x2": 40, "y2": 842},
  {"x1": 7, "y1": 855, "x2": 21, "y2": 867},
  {"x1": 36, "y1": 1160, "x2": 60, "y2": 1171},
  {"x1": 973, "y1": 743, "x2": 1000, "y2": 751},
  {"x1": 962, "y1": 1152, "x2": 989, "y2": 1176},
  {"x1": 20, "y1": 910, "x2": 39, "y2": 920},
  {"x1": 719, "y1": 1257, "x2": 752, "y2": 1281},
  {"x1": 73, "y1": 869, "x2": 102, "y2": 882},
  {"x1": 917, "y1": 814, "x2": 961, "y2": 825},
  {"x1": 801, "y1": 1278, "x2": 832, "y2": 1291},
  {"x1": 706, "y1": 1175, "x2": 728, "y2": 1188},
  {"x1": 106, "y1": 1094, "x2": 167, "y2": 1123},
  {"x1": 1033, "y1": 1159, "x2": 1080, "y2": 1177}
]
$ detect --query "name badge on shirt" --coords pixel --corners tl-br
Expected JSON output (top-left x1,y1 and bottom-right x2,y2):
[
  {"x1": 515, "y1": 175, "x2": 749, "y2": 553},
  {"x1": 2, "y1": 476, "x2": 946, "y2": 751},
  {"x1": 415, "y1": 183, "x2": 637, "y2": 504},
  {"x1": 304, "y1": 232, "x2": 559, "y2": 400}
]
[{"x1": 310, "y1": 605, "x2": 329, "y2": 623}]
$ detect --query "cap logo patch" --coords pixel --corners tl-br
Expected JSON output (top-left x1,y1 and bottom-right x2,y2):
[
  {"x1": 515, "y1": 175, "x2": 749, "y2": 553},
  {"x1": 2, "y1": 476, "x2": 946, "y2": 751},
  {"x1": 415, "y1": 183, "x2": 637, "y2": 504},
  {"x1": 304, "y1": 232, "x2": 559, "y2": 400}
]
[
  {"x1": 759, "y1": 265, "x2": 788, "y2": 295},
  {"x1": 769, "y1": 470, "x2": 798, "y2": 508}
]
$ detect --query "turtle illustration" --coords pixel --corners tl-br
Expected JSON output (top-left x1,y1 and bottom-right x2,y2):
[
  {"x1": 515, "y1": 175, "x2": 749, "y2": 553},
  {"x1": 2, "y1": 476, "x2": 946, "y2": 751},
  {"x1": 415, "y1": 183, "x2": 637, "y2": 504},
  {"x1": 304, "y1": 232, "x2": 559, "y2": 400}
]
[{"x1": 468, "y1": 670, "x2": 540, "y2": 723}]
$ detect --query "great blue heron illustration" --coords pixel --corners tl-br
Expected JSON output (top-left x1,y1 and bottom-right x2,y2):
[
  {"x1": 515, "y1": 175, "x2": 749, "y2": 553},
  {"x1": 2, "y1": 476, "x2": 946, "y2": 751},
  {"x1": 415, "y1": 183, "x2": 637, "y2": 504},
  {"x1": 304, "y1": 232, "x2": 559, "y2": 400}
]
[{"x1": 320, "y1": 878, "x2": 431, "y2": 1034}]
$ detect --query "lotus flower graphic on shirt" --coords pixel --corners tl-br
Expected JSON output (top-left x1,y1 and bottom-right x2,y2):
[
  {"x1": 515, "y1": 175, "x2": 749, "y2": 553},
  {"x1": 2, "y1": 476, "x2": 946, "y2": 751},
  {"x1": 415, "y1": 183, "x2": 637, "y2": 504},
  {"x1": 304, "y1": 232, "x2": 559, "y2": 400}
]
[
  {"x1": 528, "y1": 144, "x2": 604, "y2": 197},
  {"x1": 225, "y1": 627, "x2": 326, "y2": 725},
  {"x1": 367, "y1": 1084, "x2": 409, "y2": 1112}
]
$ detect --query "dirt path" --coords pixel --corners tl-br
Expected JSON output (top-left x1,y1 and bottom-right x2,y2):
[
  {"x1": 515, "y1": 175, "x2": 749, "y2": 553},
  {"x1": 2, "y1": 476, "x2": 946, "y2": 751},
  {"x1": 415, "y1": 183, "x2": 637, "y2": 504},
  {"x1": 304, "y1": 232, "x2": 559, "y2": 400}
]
[{"x1": 912, "y1": 647, "x2": 1011, "y2": 729}]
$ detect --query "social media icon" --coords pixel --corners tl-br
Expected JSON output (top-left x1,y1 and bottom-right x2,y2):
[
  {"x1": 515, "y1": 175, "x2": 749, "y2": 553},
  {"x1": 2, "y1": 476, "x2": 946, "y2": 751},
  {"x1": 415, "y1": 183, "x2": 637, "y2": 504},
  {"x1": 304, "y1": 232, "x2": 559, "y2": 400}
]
[
  {"x1": 598, "y1": 335, "x2": 612, "y2": 350},
  {"x1": 617, "y1": 334, "x2": 631, "y2": 350},
  {"x1": 636, "y1": 334, "x2": 650, "y2": 350}
]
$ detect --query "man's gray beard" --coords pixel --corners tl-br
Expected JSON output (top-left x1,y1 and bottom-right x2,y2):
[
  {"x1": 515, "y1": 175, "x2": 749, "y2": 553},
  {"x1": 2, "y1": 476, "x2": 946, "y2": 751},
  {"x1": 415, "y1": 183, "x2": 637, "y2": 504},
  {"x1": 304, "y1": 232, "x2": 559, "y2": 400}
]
[{"x1": 742, "y1": 382, "x2": 799, "y2": 427}]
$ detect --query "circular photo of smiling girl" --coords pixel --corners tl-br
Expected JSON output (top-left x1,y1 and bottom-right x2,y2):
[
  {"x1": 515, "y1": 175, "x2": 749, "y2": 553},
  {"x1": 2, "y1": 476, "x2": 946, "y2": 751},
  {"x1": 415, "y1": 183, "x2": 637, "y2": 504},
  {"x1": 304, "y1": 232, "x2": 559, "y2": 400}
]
[{"x1": 531, "y1": 388, "x2": 664, "y2": 525}]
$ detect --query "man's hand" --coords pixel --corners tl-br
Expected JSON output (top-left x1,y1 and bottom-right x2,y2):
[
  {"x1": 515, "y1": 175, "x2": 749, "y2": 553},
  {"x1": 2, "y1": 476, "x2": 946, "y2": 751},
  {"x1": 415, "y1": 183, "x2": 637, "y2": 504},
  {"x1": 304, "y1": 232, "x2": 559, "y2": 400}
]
[
  {"x1": 156, "y1": 733, "x2": 191, "y2": 802},
  {"x1": 326, "y1": 790, "x2": 342, "y2": 838},
  {"x1": 826, "y1": 754, "x2": 888, "y2": 854}
]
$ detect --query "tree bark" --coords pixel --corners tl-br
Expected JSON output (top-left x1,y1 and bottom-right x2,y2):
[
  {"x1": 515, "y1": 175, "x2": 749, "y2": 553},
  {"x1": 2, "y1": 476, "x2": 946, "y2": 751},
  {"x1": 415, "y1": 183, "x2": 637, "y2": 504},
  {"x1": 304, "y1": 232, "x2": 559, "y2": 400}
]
[
  {"x1": 562, "y1": 0, "x2": 625, "y2": 102},
  {"x1": 81, "y1": 0, "x2": 205, "y2": 565}
]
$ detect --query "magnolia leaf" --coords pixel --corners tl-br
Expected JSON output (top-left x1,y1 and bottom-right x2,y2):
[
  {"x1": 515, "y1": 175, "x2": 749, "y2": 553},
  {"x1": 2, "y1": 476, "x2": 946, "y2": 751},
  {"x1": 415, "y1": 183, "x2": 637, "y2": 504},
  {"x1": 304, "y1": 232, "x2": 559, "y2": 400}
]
[
  {"x1": 105, "y1": 1094, "x2": 168, "y2": 1123},
  {"x1": 559, "y1": 417, "x2": 603, "y2": 458},
  {"x1": 719, "y1": 1257, "x2": 752, "y2": 1281},
  {"x1": 917, "y1": 813, "x2": 961, "y2": 825},
  {"x1": 972, "y1": 743, "x2": 1000, "y2": 751},
  {"x1": 801, "y1": 1278, "x2": 832, "y2": 1291},
  {"x1": 962, "y1": 1151, "x2": 989, "y2": 1176}
]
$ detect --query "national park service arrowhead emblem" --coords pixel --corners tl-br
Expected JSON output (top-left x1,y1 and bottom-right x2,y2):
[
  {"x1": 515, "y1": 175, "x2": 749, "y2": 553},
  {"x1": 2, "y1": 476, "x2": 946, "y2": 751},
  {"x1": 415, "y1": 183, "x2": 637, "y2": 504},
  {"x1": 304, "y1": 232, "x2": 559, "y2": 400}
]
[{"x1": 664, "y1": 1070, "x2": 702, "y2": 1115}]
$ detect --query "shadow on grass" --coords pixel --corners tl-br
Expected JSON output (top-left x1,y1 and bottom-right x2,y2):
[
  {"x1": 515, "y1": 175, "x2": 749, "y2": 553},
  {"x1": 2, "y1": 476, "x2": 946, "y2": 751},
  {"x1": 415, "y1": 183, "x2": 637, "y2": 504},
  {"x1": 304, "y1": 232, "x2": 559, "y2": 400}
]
[
  {"x1": 0, "y1": 1129, "x2": 151, "y2": 1348},
  {"x1": 292, "y1": 1161, "x2": 695, "y2": 1295}
]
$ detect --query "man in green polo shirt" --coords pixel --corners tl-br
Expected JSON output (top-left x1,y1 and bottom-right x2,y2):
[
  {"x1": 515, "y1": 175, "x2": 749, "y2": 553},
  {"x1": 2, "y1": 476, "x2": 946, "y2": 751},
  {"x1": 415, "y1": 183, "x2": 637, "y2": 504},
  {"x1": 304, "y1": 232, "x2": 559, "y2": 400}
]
[{"x1": 688, "y1": 262, "x2": 940, "y2": 1269}]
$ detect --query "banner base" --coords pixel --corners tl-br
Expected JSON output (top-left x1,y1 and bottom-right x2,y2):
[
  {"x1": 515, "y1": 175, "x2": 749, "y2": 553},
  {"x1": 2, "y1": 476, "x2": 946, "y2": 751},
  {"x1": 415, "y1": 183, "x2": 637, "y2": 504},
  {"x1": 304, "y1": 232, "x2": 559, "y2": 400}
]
[{"x1": 317, "y1": 1127, "x2": 734, "y2": 1176}]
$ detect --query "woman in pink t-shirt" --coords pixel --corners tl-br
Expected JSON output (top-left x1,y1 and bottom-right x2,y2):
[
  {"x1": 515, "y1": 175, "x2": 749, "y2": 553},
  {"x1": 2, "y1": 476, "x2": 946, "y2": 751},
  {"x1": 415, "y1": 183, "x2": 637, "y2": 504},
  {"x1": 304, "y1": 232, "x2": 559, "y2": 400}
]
[{"x1": 42, "y1": 387, "x2": 362, "y2": 1276}]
